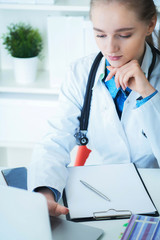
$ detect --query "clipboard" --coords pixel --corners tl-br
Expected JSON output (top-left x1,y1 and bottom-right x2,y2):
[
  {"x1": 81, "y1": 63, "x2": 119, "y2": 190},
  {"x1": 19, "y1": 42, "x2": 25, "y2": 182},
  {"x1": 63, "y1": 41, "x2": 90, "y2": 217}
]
[
  {"x1": 63, "y1": 191, "x2": 134, "y2": 222},
  {"x1": 63, "y1": 163, "x2": 159, "y2": 222}
]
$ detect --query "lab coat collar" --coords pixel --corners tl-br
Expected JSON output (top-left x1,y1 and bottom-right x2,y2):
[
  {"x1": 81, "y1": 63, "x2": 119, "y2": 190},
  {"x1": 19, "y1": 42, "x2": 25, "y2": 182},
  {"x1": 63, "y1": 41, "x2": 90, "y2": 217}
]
[
  {"x1": 141, "y1": 42, "x2": 153, "y2": 79},
  {"x1": 94, "y1": 42, "x2": 153, "y2": 88},
  {"x1": 93, "y1": 54, "x2": 106, "y2": 87}
]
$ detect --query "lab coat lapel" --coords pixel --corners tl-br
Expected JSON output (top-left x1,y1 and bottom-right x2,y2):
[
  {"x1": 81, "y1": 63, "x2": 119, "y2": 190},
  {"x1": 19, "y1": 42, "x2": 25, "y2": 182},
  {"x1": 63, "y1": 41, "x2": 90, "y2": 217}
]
[{"x1": 97, "y1": 81, "x2": 131, "y2": 159}]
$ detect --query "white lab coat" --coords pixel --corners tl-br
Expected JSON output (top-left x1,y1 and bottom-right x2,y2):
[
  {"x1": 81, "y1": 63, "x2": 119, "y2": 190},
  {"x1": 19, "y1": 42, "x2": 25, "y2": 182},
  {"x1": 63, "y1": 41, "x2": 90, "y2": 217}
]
[{"x1": 28, "y1": 43, "x2": 160, "y2": 196}]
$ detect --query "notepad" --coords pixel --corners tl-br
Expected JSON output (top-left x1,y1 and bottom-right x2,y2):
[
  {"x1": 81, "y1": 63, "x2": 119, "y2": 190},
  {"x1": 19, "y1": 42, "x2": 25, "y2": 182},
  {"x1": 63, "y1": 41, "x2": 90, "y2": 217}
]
[{"x1": 63, "y1": 163, "x2": 158, "y2": 221}]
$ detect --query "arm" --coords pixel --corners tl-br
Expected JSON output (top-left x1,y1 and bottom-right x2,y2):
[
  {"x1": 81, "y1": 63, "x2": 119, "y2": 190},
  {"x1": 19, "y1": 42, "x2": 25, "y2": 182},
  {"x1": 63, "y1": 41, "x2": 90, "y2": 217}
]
[
  {"x1": 107, "y1": 60, "x2": 160, "y2": 163},
  {"x1": 28, "y1": 69, "x2": 82, "y2": 189},
  {"x1": 27, "y1": 57, "x2": 92, "y2": 215}
]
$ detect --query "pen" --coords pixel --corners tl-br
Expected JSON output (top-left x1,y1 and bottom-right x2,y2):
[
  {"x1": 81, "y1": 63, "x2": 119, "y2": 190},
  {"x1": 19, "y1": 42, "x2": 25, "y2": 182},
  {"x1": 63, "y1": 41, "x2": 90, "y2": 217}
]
[{"x1": 80, "y1": 180, "x2": 111, "y2": 202}]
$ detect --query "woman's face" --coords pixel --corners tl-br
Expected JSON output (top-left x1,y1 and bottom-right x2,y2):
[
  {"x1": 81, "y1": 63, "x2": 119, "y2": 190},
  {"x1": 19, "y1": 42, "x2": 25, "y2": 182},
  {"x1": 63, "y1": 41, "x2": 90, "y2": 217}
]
[{"x1": 91, "y1": 2, "x2": 154, "y2": 67}]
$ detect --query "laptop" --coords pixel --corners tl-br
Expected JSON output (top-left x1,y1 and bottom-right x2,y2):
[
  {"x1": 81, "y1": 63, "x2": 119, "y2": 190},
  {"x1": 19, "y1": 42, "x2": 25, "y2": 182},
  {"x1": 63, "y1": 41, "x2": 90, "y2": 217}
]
[{"x1": 0, "y1": 186, "x2": 103, "y2": 240}]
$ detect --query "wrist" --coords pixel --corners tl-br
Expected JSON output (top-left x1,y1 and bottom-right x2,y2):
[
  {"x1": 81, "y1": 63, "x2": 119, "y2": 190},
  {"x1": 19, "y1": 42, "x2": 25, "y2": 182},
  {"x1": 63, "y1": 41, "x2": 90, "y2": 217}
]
[
  {"x1": 139, "y1": 85, "x2": 156, "y2": 98},
  {"x1": 36, "y1": 187, "x2": 56, "y2": 201}
]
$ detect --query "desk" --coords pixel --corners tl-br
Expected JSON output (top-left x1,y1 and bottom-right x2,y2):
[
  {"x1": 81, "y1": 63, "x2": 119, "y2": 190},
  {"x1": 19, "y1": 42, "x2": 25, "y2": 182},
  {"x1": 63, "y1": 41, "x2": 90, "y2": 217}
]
[{"x1": 0, "y1": 168, "x2": 160, "y2": 240}]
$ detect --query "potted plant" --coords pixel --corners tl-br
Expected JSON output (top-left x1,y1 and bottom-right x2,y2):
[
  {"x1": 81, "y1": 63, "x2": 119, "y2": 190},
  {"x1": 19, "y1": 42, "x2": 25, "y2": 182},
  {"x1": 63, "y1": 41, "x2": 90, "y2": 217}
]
[{"x1": 2, "y1": 22, "x2": 43, "y2": 84}]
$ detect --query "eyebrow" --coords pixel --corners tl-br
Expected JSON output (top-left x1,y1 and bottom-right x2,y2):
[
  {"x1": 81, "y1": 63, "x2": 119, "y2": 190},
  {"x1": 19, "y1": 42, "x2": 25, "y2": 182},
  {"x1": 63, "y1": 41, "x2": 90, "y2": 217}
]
[{"x1": 93, "y1": 27, "x2": 135, "y2": 33}]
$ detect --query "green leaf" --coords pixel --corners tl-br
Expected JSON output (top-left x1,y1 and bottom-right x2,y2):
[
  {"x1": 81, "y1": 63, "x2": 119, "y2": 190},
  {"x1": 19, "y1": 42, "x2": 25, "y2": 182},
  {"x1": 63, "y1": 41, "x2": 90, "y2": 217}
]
[{"x1": 1, "y1": 22, "x2": 43, "y2": 58}]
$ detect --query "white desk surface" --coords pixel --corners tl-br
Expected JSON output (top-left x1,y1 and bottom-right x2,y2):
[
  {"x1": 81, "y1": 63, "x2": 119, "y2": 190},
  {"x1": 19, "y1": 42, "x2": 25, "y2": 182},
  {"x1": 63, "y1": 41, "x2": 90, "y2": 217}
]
[{"x1": 0, "y1": 167, "x2": 160, "y2": 240}]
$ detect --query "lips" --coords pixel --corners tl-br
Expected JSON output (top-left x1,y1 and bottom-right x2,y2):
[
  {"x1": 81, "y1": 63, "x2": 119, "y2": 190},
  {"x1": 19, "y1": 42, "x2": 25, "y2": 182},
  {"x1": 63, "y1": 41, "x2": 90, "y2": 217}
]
[{"x1": 108, "y1": 56, "x2": 122, "y2": 61}]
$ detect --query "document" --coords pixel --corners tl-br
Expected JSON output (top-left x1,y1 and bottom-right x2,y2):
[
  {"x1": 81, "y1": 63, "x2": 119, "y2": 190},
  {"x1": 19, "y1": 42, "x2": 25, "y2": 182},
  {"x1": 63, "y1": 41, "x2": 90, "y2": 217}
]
[{"x1": 63, "y1": 163, "x2": 158, "y2": 221}]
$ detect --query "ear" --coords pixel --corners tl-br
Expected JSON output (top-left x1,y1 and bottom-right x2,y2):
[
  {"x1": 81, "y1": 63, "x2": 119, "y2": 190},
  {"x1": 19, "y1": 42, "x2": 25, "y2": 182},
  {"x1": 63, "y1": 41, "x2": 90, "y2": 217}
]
[{"x1": 146, "y1": 15, "x2": 157, "y2": 36}]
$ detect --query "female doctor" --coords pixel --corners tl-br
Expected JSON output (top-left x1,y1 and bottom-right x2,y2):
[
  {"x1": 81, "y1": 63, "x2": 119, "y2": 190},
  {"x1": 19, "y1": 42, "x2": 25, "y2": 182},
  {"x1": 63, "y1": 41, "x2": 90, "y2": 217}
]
[{"x1": 28, "y1": 0, "x2": 160, "y2": 216}]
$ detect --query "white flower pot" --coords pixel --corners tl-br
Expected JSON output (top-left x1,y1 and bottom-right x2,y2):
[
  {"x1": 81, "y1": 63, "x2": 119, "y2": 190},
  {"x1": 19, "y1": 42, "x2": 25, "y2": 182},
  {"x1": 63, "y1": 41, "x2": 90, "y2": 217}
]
[{"x1": 13, "y1": 56, "x2": 38, "y2": 84}]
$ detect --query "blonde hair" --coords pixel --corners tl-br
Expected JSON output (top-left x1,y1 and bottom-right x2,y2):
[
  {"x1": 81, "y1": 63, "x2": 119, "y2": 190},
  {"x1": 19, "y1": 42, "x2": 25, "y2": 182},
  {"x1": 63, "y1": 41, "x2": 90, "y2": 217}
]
[{"x1": 90, "y1": 0, "x2": 157, "y2": 23}]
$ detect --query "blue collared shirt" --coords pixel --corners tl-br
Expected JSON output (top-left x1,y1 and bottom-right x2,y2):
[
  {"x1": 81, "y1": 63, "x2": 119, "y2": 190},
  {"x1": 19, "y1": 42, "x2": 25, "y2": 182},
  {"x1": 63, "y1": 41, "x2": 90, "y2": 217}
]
[{"x1": 104, "y1": 59, "x2": 157, "y2": 118}]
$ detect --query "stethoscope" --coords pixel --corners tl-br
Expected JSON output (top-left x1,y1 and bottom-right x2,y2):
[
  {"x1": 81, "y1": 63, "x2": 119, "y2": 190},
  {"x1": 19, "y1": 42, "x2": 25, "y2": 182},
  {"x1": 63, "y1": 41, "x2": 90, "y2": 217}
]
[{"x1": 74, "y1": 44, "x2": 160, "y2": 146}]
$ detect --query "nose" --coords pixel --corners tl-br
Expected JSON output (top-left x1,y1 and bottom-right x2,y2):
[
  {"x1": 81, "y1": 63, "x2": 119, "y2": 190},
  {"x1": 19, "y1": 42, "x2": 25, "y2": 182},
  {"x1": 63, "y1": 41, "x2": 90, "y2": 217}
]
[{"x1": 106, "y1": 37, "x2": 119, "y2": 54}]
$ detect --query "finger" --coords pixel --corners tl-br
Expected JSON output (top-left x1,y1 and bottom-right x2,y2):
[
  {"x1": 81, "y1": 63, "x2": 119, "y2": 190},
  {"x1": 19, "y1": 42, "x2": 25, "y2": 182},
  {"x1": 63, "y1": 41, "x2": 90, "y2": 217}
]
[
  {"x1": 55, "y1": 204, "x2": 69, "y2": 216},
  {"x1": 118, "y1": 71, "x2": 127, "y2": 90},
  {"x1": 116, "y1": 66, "x2": 130, "y2": 90},
  {"x1": 106, "y1": 66, "x2": 114, "y2": 71},
  {"x1": 106, "y1": 68, "x2": 117, "y2": 81},
  {"x1": 114, "y1": 70, "x2": 121, "y2": 89},
  {"x1": 120, "y1": 80, "x2": 126, "y2": 91},
  {"x1": 49, "y1": 201, "x2": 69, "y2": 217},
  {"x1": 114, "y1": 68, "x2": 127, "y2": 89},
  {"x1": 122, "y1": 71, "x2": 134, "y2": 89}
]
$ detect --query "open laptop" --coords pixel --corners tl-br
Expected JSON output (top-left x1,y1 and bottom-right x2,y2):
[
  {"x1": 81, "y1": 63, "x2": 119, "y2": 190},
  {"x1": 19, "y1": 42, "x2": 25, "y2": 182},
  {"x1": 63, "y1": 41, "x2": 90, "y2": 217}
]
[{"x1": 0, "y1": 186, "x2": 103, "y2": 240}]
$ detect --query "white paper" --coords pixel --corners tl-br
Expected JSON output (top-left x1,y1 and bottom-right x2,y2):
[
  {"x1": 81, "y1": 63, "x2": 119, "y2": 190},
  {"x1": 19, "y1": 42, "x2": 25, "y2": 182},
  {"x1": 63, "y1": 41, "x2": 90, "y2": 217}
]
[{"x1": 65, "y1": 163, "x2": 156, "y2": 220}]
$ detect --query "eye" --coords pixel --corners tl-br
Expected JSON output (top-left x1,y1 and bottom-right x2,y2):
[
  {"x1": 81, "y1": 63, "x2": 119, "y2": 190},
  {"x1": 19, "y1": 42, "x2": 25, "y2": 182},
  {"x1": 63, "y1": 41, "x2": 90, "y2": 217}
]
[
  {"x1": 96, "y1": 34, "x2": 107, "y2": 38},
  {"x1": 119, "y1": 34, "x2": 132, "y2": 38}
]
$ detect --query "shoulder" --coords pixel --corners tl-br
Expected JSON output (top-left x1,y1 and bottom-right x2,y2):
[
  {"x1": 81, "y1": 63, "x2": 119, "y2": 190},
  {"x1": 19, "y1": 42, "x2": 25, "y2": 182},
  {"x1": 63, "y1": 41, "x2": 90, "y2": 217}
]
[
  {"x1": 153, "y1": 47, "x2": 160, "y2": 71},
  {"x1": 149, "y1": 44, "x2": 160, "y2": 66},
  {"x1": 155, "y1": 49, "x2": 160, "y2": 62},
  {"x1": 150, "y1": 46, "x2": 160, "y2": 88}
]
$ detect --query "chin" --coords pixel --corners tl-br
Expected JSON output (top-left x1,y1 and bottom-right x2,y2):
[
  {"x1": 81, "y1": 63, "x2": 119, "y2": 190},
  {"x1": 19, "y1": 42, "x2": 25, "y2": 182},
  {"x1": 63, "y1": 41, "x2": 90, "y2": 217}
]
[
  {"x1": 108, "y1": 59, "x2": 128, "y2": 68},
  {"x1": 109, "y1": 62, "x2": 124, "y2": 68}
]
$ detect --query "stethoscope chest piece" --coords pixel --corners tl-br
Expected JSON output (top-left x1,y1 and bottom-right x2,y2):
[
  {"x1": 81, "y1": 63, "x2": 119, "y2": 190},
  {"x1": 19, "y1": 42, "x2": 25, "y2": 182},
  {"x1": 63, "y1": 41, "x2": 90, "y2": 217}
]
[{"x1": 74, "y1": 129, "x2": 89, "y2": 146}]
